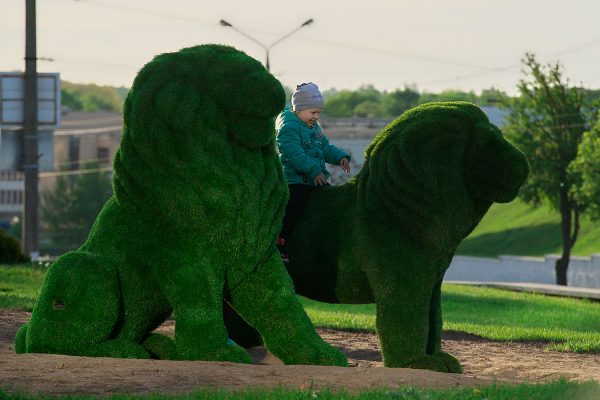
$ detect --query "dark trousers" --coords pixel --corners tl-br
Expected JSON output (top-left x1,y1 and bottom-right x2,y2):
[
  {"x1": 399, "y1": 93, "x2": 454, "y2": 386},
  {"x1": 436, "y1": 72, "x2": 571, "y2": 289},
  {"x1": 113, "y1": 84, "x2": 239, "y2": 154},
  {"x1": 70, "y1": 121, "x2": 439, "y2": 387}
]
[{"x1": 279, "y1": 184, "x2": 315, "y2": 241}]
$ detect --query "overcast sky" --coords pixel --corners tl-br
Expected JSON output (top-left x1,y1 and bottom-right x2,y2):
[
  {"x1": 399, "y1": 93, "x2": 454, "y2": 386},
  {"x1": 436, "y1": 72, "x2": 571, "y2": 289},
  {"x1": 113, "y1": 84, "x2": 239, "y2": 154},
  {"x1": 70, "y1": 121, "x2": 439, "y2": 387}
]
[{"x1": 2, "y1": 0, "x2": 600, "y2": 94}]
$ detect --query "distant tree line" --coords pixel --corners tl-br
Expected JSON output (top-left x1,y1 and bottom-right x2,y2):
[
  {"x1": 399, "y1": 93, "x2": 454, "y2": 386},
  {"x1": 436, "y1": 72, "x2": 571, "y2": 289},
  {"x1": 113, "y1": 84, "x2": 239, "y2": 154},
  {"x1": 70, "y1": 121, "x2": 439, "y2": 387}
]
[
  {"x1": 61, "y1": 81, "x2": 128, "y2": 113},
  {"x1": 61, "y1": 80, "x2": 600, "y2": 119},
  {"x1": 320, "y1": 85, "x2": 600, "y2": 119},
  {"x1": 318, "y1": 85, "x2": 512, "y2": 118}
]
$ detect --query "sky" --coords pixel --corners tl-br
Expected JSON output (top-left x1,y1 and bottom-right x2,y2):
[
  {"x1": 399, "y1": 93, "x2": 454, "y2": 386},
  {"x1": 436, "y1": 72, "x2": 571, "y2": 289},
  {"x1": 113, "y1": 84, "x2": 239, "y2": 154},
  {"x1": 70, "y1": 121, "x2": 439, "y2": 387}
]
[{"x1": 2, "y1": 0, "x2": 600, "y2": 95}]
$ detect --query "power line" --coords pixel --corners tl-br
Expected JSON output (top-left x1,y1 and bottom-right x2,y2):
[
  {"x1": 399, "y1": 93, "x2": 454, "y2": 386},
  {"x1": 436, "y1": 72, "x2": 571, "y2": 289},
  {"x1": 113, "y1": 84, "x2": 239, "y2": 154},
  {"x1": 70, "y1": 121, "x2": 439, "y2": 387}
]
[
  {"x1": 548, "y1": 39, "x2": 600, "y2": 58},
  {"x1": 53, "y1": 0, "x2": 600, "y2": 90},
  {"x1": 419, "y1": 63, "x2": 521, "y2": 86},
  {"x1": 54, "y1": 57, "x2": 133, "y2": 70},
  {"x1": 66, "y1": 0, "x2": 511, "y2": 72},
  {"x1": 72, "y1": 0, "x2": 214, "y2": 24}
]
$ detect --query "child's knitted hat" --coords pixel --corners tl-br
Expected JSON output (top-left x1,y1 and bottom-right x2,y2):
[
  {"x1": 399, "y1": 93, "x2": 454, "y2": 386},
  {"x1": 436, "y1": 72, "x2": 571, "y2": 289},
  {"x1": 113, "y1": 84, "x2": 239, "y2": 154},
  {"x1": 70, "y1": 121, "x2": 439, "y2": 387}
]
[{"x1": 292, "y1": 82, "x2": 324, "y2": 111}]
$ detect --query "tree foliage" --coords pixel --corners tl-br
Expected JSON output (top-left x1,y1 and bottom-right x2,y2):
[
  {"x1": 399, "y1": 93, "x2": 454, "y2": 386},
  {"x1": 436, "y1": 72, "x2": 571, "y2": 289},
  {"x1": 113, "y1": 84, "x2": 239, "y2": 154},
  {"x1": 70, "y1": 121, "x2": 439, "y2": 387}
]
[
  {"x1": 571, "y1": 116, "x2": 600, "y2": 220},
  {"x1": 324, "y1": 85, "x2": 383, "y2": 117},
  {"x1": 61, "y1": 81, "x2": 127, "y2": 113},
  {"x1": 0, "y1": 229, "x2": 28, "y2": 263},
  {"x1": 381, "y1": 86, "x2": 421, "y2": 116},
  {"x1": 322, "y1": 85, "x2": 511, "y2": 117},
  {"x1": 504, "y1": 53, "x2": 587, "y2": 285},
  {"x1": 41, "y1": 163, "x2": 112, "y2": 255},
  {"x1": 420, "y1": 89, "x2": 477, "y2": 104}
]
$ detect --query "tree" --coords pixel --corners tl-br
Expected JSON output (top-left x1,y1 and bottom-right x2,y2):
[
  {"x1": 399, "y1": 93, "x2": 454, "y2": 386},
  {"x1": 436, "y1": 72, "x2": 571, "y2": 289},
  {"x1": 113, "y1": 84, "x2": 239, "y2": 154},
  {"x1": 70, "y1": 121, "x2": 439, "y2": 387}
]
[
  {"x1": 478, "y1": 87, "x2": 511, "y2": 106},
  {"x1": 0, "y1": 229, "x2": 28, "y2": 263},
  {"x1": 353, "y1": 100, "x2": 386, "y2": 117},
  {"x1": 382, "y1": 86, "x2": 420, "y2": 116},
  {"x1": 61, "y1": 81, "x2": 124, "y2": 113},
  {"x1": 505, "y1": 53, "x2": 587, "y2": 286},
  {"x1": 420, "y1": 89, "x2": 477, "y2": 104},
  {"x1": 570, "y1": 116, "x2": 600, "y2": 221},
  {"x1": 41, "y1": 163, "x2": 112, "y2": 255},
  {"x1": 324, "y1": 85, "x2": 382, "y2": 117}
]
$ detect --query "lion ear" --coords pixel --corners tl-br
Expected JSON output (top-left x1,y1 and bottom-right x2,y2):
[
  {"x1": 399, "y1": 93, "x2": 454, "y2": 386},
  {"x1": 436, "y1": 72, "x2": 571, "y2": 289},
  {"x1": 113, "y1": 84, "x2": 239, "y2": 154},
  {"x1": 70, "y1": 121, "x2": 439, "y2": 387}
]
[{"x1": 395, "y1": 117, "x2": 469, "y2": 194}]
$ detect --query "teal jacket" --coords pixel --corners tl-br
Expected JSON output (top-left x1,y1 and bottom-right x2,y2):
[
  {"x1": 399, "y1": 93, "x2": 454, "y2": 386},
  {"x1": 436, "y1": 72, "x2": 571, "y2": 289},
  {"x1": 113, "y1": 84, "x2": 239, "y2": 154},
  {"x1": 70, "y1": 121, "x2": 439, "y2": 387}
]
[{"x1": 276, "y1": 107, "x2": 350, "y2": 186}]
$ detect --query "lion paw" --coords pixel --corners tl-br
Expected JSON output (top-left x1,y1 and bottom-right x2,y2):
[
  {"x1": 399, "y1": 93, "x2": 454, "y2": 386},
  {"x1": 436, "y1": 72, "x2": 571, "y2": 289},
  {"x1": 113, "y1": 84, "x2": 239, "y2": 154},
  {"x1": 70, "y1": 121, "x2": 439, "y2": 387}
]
[
  {"x1": 142, "y1": 333, "x2": 178, "y2": 360},
  {"x1": 433, "y1": 351, "x2": 463, "y2": 373},
  {"x1": 399, "y1": 353, "x2": 462, "y2": 373},
  {"x1": 176, "y1": 342, "x2": 253, "y2": 364},
  {"x1": 314, "y1": 345, "x2": 349, "y2": 367},
  {"x1": 275, "y1": 342, "x2": 348, "y2": 367},
  {"x1": 14, "y1": 324, "x2": 28, "y2": 354}
]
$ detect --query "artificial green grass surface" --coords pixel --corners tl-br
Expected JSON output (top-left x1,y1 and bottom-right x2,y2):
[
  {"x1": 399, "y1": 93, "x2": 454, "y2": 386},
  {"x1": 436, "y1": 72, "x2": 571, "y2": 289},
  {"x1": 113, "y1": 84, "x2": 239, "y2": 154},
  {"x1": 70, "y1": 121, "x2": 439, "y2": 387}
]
[
  {"x1": 457, "y1": 198, "x2": 600, "y2": 257},
  {"x1": 299, "y1": 284, "x2": 600, "y2": 353},
  {"x1": 1, "y1": 380, "x2": 599, "y2": 399},
  {"x1": 283, "y1": 102, "x2": 529, "y2": 371}
]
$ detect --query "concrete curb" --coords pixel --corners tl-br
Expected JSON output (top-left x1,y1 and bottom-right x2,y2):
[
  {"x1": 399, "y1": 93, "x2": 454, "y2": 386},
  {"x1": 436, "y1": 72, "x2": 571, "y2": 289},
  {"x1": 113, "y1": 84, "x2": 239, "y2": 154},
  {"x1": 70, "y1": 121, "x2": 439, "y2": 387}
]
[{"x1": 445, "y1": 280, "x2": 600, "y2": 301}]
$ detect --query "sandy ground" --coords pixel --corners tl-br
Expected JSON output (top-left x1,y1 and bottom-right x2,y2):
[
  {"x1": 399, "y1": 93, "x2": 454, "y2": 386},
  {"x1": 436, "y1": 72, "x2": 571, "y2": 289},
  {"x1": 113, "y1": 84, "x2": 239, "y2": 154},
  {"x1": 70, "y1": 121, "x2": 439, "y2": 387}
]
[{"x1": 1, "y1": 309, "x2": 599, "y2": 395}]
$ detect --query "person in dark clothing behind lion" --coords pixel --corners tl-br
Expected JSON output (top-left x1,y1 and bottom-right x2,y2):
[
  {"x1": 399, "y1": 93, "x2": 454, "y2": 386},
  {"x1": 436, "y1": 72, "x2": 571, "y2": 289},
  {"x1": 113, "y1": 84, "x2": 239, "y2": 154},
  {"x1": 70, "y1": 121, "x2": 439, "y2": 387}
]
[{"x1": 228, "y1": 101, "x2": 529, "y2": 373}]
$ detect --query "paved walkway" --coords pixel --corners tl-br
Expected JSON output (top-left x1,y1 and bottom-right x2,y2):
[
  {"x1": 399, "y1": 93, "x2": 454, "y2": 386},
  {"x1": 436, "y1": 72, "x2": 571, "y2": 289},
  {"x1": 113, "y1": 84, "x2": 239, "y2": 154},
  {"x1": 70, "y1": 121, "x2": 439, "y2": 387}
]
[{"x1": 445, "y1": 280, "x2": 600, "y2": 300}]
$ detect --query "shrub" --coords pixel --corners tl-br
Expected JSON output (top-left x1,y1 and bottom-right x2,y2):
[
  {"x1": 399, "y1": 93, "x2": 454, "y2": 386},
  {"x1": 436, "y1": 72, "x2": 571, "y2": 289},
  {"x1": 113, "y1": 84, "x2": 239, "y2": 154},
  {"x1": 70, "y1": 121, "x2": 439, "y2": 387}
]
[{"x1": 0, "y1": 229, "x2": 29, "y2": 263}]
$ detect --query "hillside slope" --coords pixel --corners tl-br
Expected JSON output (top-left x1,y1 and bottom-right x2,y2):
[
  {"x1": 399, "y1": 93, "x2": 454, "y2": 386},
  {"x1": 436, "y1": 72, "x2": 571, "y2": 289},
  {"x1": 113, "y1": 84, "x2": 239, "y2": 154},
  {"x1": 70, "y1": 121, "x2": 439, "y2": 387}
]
[{"x1": 456, "y1": 199, "x2": 600, "y2": 257}]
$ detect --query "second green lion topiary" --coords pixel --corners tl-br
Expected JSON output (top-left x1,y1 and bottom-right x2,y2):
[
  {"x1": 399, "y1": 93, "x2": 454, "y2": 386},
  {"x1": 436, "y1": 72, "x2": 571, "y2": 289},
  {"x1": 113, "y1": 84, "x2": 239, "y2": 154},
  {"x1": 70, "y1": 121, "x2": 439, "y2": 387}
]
[
  {"x1": 14, "y1": 44, "x2": 347, "y2": 367},
  {"x1": 228, "y1": 101, "x2": 529, "y2": 372},
  {"x1": 287, "y1": 102, "x2": 529, "y2": 372}
]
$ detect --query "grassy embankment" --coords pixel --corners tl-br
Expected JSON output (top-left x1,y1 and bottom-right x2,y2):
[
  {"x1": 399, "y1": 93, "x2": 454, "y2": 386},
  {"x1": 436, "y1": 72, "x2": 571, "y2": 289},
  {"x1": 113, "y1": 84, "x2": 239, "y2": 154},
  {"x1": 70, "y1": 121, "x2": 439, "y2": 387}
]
[{"x1": 457, "y1": 198, "x2": 600, "y2": 257}]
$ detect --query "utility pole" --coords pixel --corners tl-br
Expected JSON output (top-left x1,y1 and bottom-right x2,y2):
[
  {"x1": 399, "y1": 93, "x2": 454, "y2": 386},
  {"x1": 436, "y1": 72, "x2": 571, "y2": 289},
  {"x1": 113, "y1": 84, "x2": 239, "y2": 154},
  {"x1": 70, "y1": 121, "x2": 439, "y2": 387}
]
[{"x1": 23, "y1": 0, "x2": 39, "y2": 260}]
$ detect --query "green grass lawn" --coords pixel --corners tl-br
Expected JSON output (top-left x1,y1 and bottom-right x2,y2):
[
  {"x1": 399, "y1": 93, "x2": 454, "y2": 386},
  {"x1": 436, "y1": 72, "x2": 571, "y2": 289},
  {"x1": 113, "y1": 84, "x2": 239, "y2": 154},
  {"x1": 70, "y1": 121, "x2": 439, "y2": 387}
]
[
  {"x1": 1, "y1": 380, "x2": 599, "y2": 400},
  {"x1": 457, "y1": 199, "x2": 600, "y2": 257},
  {"x1": 0, "y1": 262, "x2": 48, "y2": 311},
  {"x1": 300, "y1": 284, "x2": 600, "y2": 353},
  {"x1": 3, "y1": 263, "x2": 600, "y2": 352},
  {"x1": 2, "y1": 263, "x2": 600, "y2": 399}
]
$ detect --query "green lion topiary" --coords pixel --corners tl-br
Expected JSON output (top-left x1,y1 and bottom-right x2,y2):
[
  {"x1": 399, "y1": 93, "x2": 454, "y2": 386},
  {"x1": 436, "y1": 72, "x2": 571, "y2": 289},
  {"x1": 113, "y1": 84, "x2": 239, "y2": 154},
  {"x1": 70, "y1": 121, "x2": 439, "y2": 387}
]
[
  {"x1": 228, "y1": 101, "x2": 529, "y2": 372},
  {"x1": 287, "y1": 102, "x2": 529, "y2": 372},
  {"x1": 13, "y1": 44, "x2": 347, "y2": 367}
]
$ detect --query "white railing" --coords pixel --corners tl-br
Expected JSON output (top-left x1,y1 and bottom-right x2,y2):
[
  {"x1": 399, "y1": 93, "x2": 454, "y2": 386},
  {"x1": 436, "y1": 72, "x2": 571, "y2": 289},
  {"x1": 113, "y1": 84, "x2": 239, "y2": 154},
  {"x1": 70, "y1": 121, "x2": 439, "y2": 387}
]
[{"x1": 445, "y1": 254, "x2": 600, "y2": 289}]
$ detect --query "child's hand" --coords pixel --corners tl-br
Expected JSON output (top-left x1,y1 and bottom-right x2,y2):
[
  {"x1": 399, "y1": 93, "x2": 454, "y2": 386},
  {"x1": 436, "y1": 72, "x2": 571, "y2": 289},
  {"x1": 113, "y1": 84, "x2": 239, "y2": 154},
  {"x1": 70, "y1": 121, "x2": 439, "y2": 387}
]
[
  {"x1": 313, "y1": 173, "x2": 328, "y2": 186},
  {"x1": 340, "y1": 158, "x2": 351, "y2": 174}
]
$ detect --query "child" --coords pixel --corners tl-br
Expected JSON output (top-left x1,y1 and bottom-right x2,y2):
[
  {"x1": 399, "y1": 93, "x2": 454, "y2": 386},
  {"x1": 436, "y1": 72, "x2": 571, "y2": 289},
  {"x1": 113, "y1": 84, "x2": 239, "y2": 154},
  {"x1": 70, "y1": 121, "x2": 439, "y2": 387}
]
[{"x1": 276, "y1": 82, "x2": 351, "y2": 262}]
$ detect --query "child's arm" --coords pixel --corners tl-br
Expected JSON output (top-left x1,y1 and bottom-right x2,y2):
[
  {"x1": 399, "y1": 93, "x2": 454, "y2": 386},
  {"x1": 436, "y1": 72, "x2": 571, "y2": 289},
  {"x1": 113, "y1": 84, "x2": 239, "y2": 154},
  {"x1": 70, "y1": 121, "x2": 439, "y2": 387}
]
[
  {"x1": 321, "y1": 134, "x2": 351, "y2": 166},
  {"x1": 276, "y1": 127, "x2": 323, "y2": 180}
]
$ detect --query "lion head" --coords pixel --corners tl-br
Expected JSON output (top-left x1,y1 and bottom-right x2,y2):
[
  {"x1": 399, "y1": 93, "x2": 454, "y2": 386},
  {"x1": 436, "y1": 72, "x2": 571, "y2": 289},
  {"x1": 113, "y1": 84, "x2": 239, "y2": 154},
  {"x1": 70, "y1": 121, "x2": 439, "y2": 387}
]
[
  {"x1": 359, "y1": 102, "x2": 529, "y2": 243},
  {"x1": 111, "y1": 45, "x2": 288, "y2": 234}
]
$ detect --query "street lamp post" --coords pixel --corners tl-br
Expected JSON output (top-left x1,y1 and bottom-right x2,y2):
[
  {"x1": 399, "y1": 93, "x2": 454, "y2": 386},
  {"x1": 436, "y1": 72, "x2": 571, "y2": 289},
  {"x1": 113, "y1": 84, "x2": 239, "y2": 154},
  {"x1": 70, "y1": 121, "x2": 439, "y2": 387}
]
[{"x1": 219, "y1": 19, "x2": 314, "y2": 71}]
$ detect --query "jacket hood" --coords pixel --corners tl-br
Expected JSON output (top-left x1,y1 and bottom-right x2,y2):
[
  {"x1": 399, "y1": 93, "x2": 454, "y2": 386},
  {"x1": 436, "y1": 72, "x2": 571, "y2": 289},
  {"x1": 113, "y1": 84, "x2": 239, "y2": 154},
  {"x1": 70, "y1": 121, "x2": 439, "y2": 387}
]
[{"x1": 276, "y1": 106, "x2": 303, "y2": 131}]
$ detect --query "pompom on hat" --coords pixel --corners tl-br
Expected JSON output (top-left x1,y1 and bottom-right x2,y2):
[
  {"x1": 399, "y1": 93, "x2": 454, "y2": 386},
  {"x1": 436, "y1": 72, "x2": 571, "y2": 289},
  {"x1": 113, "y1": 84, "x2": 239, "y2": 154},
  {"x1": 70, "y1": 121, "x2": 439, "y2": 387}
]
[{"x1": 291, "y1": 82, "x2": 324, "y2": 111}]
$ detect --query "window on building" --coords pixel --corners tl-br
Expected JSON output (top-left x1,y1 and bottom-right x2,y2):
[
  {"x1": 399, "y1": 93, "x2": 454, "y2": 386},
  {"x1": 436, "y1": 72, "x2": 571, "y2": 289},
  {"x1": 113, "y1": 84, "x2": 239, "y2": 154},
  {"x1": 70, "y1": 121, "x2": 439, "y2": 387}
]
[
  {"x1": 68, "y1": 137, "x2": 80, "y2": 171},
  {"x1": 97, "y1": 147, "x2": 110, "y2": 166}
]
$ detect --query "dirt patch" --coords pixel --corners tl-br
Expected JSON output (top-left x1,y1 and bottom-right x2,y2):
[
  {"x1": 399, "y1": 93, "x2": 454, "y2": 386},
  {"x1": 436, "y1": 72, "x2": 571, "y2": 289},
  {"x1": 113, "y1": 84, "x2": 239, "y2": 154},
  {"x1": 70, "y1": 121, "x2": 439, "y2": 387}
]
[{"x1": 1, "y1": 309, "x2": 599, "y2": 395}]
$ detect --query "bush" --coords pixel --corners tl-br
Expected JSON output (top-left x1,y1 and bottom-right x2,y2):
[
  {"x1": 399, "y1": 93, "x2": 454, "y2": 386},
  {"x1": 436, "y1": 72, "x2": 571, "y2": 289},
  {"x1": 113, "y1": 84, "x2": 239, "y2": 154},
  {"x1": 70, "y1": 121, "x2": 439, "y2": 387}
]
[{"x1": 0, "y1": 229, "x2": 28, "y2": 263}]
